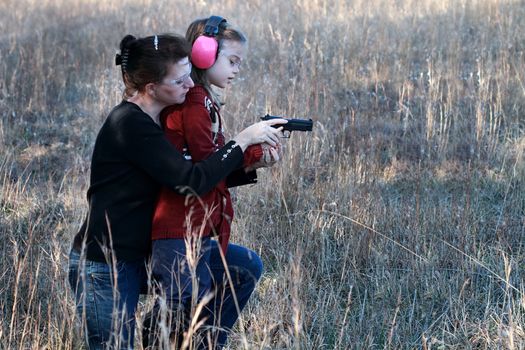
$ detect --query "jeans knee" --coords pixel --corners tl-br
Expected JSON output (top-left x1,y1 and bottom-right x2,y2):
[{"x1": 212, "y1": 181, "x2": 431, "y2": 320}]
[{"x1": 246, "y1": 251, "x2": 263, "y2": 282}]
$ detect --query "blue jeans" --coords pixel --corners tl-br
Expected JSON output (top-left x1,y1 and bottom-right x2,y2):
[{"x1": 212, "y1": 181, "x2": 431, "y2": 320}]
[
  {"x1": 68, "y1": 249, "x2": 148, "y2": 350},
  {"x1": 149, "y1": 238, "x2": 263, "y2": 348}
]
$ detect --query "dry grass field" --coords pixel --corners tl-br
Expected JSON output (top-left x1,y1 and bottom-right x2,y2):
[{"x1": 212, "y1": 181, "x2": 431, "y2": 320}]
[{"x1": 1, "y1": 0, "x2": 525, "y2": 348}]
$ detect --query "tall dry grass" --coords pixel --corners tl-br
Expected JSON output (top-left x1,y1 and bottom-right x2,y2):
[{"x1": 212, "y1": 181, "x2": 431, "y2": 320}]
[{"x1": 1, "y1": 0, "x2": 525, "y2": 348}]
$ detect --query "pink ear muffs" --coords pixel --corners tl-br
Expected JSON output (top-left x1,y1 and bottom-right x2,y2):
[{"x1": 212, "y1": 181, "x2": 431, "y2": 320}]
[
  {"x1": 191, "y1": 35, "x2": 219, "y2": 69},
  {"x1": 190, "y1": 16, "x2": 227, "y2": 69}
]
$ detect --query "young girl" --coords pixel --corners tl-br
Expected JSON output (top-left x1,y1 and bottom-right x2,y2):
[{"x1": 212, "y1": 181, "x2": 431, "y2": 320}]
[
  {"x1": 149, "y1": 17, "x2": 280, "y2": 348},
  {"x1": 68, "y1": 33, "x2": 284, "y2": 350}
]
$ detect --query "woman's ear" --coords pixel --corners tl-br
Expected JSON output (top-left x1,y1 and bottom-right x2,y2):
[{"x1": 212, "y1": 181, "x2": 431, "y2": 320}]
[{"x1": 145, "y1": 82, "x2": 157, "y2": 97}]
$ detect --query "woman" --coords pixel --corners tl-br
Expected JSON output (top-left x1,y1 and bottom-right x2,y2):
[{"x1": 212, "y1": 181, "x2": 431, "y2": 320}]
[{"x1": 68, "y1": 33, "x2": 285, "y2": 350}]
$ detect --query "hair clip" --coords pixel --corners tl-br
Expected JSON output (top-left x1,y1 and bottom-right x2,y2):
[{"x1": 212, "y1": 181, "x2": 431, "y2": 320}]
[
  {"x1": 154, "y1": 35, "x2": 158, "y2": 50},
  {"x1": 115, "y1": 53, "x2": 122, "y2": 66},
  {"x1": 119, "y1": 48, "x2": 129, "y2": 72}
]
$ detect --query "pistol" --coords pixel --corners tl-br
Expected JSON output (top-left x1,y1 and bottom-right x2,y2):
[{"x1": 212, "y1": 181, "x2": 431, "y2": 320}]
[{"x1": 260, "y1": 114, "x2": 313, "y2": 135}]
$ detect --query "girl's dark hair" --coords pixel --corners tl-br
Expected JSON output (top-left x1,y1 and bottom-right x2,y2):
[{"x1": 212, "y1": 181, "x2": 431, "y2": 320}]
[
  {"x1": 115, "y1": 34, "x2": 191, "y2": 98},
  {"x1": 185, "y1": 18, "x2": 247, "y2": 104}
]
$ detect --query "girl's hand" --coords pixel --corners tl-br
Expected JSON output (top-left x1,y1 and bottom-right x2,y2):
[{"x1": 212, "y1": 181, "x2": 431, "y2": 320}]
[
  {"x1": 261, "y1": 143, "x2": 282, "y2": 166},
  {"x1": 245, "y1": 143, "x2": 283, "y2": 172},
  {"x1": 233, "y1": 119, "x2": 287, "y2": 151}
]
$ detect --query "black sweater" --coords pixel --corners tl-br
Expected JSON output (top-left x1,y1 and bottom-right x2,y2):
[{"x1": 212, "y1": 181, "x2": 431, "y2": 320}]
[{"x1": 72, "y1": 101, "x2": 256, "y2": 262}]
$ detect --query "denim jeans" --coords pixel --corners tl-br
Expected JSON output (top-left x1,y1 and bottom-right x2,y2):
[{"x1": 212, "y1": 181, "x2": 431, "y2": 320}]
[
  {"x1": 149, "y1": 238, "x2": 263, "y2": 348},
  {"x1": 68, "y1": 249, "x2": 148, "y2": 350}
]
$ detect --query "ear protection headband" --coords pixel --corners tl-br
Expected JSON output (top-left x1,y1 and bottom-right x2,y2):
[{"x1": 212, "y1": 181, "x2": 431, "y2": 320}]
[{"x1": 191, "y1": 16, "x2": 227, "y2": 69}]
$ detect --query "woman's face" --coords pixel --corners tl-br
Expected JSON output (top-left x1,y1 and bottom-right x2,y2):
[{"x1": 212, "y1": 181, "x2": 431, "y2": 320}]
[
  {"x1": 155, "y1": 57, "x2": 194, "y2": 105},
  {"x1": 206, "y1": 40, "x2": 245, "y2": 89}
]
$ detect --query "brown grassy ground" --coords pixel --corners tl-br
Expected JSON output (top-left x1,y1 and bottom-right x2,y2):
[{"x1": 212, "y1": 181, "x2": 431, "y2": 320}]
[{"x1": 1, "y1": 0, "x2": 524, "y2": 348}]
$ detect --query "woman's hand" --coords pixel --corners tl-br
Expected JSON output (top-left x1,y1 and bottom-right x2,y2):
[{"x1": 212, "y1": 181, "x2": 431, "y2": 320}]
[{"x1": 233, "y1": 119, "x2": 287, "y2": 151}]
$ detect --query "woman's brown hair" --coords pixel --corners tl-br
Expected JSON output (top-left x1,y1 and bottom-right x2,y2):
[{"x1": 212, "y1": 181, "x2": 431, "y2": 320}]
[{"x1": 115, "y1": 34, "x2": 191, "y2": 99}]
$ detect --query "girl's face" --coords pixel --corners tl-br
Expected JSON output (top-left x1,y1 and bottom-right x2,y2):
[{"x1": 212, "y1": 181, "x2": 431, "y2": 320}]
[
  {"x1": 206, "y1": 40, "x2": 245, "y2": 89},
  {"x1": 155, "y1": 57, "x2": 194, "y2": 105}
]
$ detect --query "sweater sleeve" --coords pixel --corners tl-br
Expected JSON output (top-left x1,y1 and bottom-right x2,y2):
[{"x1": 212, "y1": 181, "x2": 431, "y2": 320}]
[
  {"x1": 226, "y1": 168, "x2": 258, "y2": 188},
  {"x1": 176, "y1": 99, "x2": 260, "y2": 189},
  {"x1": 243, "y1": 144, "x2": 263, "y2": 167},
  {"x1": 116, "y1": 109, "x2": 243, "y2": 196},
  {"x1": 181, "y1": 102, "x2": 217, "y2": 162}
]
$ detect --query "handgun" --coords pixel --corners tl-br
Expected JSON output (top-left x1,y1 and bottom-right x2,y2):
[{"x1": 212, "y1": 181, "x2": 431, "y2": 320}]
[{"x1": 260, "y1": 114, "x2": 313, "y2": 135}]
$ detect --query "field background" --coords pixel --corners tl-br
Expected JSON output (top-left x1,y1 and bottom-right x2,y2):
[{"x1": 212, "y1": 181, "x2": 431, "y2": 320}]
[{"x1": 1, "y1": 0, "x2": 525, "y2": 348}]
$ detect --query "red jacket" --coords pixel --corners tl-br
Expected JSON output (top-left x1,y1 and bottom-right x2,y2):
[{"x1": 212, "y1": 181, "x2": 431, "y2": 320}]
[{"x1": 151, "y1": 86, "x2": 262, "y2": 252}]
